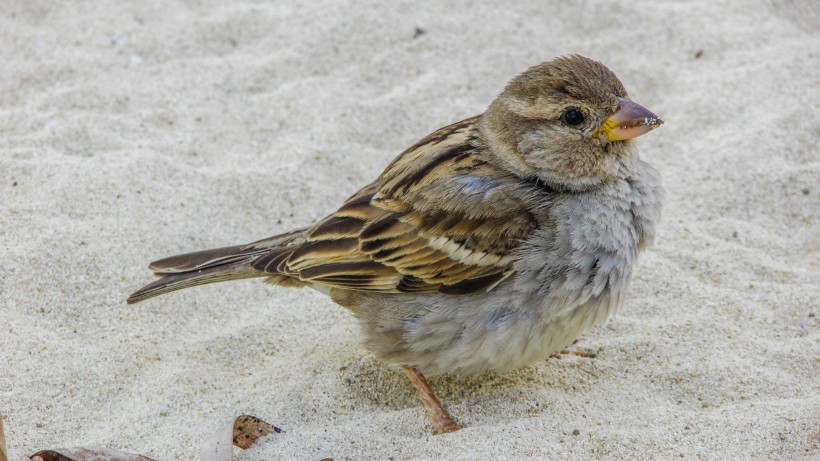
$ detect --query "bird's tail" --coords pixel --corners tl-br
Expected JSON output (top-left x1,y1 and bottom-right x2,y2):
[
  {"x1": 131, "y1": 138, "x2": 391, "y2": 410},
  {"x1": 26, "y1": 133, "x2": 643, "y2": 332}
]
[{"x1": 126, "y1": 230, "x2": 305, "y2": 304}]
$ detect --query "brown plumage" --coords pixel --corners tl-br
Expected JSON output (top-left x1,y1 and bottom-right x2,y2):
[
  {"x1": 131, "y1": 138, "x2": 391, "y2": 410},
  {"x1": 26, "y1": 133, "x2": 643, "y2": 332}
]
[
  {"x1": 128, "y1": 55, "x2": 664, "y2": 434},
  {"x1": 128, "y1": 116, "x2": 543, "y2": 303}
]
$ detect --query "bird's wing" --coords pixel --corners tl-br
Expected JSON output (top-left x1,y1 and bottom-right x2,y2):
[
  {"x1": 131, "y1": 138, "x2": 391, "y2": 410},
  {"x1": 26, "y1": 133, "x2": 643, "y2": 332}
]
[{"x1": 253, "y1": 116, "x2": 550, "y2": 294}]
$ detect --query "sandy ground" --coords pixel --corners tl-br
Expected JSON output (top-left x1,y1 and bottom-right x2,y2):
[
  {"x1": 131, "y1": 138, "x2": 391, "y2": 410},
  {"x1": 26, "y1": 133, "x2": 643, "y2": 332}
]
[{"x1": 1, "y1": 1, "x2": 818, "y2": 459}]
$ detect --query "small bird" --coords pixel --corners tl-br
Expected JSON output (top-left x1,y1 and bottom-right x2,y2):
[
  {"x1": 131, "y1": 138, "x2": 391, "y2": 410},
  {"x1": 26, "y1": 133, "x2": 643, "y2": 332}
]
[{"x1": 128, "y1": 55, "x2": 664, "y2": 434}]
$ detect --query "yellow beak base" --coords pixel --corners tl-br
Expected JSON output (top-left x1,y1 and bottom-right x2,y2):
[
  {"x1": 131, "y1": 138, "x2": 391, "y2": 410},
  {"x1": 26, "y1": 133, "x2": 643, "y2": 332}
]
[{"x1": 598, "y1": 97, "x2": 664, "y2": 142}]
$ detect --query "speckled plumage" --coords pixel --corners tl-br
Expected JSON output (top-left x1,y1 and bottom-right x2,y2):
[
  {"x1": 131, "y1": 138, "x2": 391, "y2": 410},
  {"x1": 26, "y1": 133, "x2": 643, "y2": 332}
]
[
  {"x1": 128, "y1": 55, "x2": 664, "y2": 431},
  {"x1": 338, "y1": 159, "x2": 662, "y2": 376}
]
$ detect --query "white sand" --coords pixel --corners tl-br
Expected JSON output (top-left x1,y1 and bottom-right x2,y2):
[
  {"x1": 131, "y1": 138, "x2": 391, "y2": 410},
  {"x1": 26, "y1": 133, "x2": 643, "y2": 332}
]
[{"x1": 1, "y1": 1, "x2": 818, "y2": 459}]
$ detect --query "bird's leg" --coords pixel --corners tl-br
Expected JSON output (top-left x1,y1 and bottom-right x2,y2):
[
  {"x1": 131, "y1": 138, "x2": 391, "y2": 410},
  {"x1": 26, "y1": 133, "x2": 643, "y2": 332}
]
[{"x1": 402, "y1": 366, "x2": 462, "y2": 434}]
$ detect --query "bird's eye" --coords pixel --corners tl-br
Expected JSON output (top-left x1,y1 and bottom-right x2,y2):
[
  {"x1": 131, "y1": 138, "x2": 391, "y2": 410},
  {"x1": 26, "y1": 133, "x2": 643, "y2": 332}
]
[{"x1": 561, "y1": 109, "x2": 584, "y2": 126}]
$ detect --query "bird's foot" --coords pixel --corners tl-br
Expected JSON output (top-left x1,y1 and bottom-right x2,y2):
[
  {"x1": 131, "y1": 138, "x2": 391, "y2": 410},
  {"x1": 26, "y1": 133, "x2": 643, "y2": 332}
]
[{"x1": 550, "y1": 348, "x2": 598, "y2": 359}]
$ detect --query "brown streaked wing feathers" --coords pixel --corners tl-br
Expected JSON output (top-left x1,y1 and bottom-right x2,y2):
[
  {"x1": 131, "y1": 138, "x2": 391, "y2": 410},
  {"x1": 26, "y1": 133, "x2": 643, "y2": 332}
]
[
  {"x1": 127, "y1": 117, "x2": 547, "y2": 303},
  {"x1": 253, "y1": 115, "x2": 547, "y2": 294}
]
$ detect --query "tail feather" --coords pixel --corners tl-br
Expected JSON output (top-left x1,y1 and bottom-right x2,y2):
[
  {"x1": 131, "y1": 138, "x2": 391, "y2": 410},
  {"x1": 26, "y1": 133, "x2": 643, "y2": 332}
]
[
  {"x1": 148, "y1": 244, "x2": 257, "y2": 273},
  {"x1": 126, "y1": 261, "x2": 264, "y2": 304},
  {"x1": 127, "y1": 230, "x2": 307, "y2": 304}
]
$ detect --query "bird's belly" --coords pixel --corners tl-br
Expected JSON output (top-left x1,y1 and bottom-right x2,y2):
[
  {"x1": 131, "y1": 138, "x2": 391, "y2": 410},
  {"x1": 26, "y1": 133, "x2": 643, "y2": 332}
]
[
  {"x1": 348, "y1": 285, "x2": 617, "y2": 377},
  {"x1": 417, "y1": 298, "x2": 610, "y2": 376}
]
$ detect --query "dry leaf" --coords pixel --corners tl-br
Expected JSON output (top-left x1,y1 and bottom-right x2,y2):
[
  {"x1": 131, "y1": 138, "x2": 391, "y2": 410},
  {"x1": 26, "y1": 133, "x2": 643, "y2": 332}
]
[
  {"x1": 1, "y1": 414, "x2": 7, "y2": 461},
  {"x1": 27, "y1": 415, "x2": 279, "y2": 461},
  {"x1": 30, "y1": 446, "x2": 157, "y2": 461},
  {"x1": 200, "y1": 415, "x2": 281, "y2": 461},
  {"x1": 231, "y1": 415, "x2": 281, "y2": 449}
]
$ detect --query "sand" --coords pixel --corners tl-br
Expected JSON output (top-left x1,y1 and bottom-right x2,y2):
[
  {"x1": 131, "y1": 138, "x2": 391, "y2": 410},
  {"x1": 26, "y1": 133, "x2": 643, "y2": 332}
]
[{"x1": 1, "y1": 0, "x2": 818, "y2": 459}]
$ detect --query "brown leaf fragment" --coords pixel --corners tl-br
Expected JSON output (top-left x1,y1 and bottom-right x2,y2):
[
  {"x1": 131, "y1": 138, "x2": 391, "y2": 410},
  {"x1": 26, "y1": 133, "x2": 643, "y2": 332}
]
[
  {"x1": 0, "y1": 414, "x2": 7, "y2": 461},
  {"x1": 30, "y1": 446, "x2": 157, "y2": 461},
  {"x1": 201, "y1": 415, "x2": 281, "y2": 461},
  {"x1": 232, "y1": 415, "x2": 282, "y2": 449}
]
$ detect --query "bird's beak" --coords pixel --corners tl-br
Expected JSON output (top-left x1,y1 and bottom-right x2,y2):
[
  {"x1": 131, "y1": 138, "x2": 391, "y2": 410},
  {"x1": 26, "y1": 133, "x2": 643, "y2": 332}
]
[{"x1": 597, "y1": 97, "x2": 664, "y2": 142}]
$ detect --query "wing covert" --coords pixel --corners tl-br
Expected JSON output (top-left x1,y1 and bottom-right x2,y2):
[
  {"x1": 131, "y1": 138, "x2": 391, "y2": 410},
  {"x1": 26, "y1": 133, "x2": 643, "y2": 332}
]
[{"x1": 255, "y1": 116, "x2": 550, "y2": 294}]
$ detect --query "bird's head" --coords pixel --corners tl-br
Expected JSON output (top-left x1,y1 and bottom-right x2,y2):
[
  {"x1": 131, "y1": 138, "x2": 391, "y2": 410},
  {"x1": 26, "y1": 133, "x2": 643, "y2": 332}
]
[{"x1": 480, "y1": 55, "x2": 663, "y2": 191}]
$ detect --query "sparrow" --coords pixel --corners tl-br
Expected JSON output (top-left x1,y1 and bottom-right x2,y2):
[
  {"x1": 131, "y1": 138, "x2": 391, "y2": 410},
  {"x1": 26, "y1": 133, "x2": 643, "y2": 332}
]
[{"x1": 128, "y1": 55, "x2": 664, "y2": 434}]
